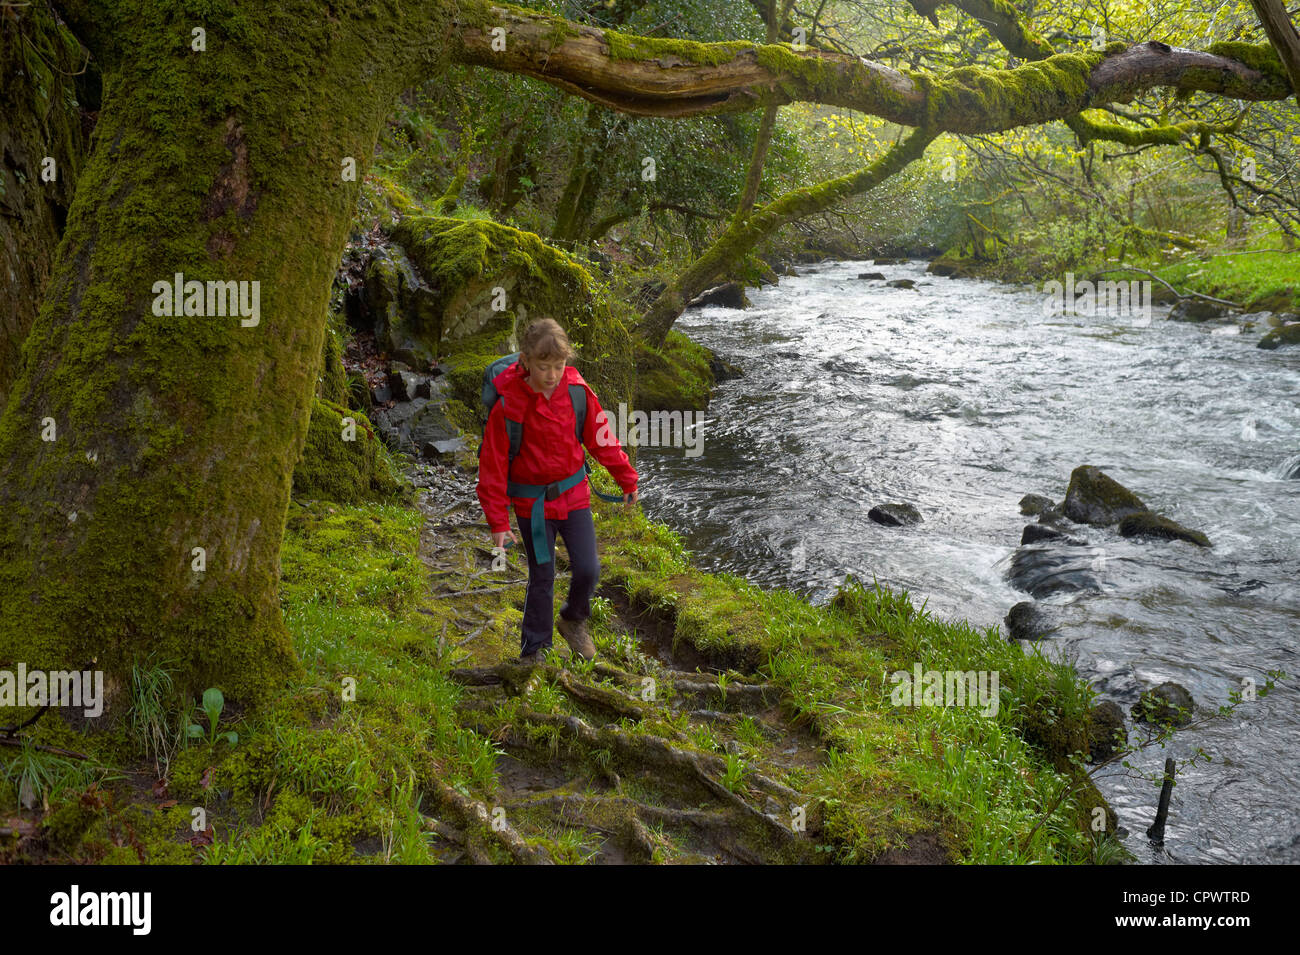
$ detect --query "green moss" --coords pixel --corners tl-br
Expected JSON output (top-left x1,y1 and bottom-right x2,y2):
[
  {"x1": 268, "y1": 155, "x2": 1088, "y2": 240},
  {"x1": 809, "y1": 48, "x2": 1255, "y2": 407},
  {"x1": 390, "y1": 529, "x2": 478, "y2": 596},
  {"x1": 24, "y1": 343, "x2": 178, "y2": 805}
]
[
  {"x1": 634, "y1": 330, "x2": 713, "y2": 412},
  {"x1": 604, "y1": 30, "x2": 756, "y2": 66},
  {"x1": 291, "y1": 398, "x2": 413, "y2": 506},
  {"x1": 1205, "y1": 41, "x2": 1287, "y2": 81}
]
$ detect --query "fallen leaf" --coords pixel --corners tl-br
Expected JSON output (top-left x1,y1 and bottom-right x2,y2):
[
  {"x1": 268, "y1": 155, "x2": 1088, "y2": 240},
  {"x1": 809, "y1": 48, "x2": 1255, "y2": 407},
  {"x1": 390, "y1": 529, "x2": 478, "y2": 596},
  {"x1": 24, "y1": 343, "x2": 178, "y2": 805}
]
[{"x1": 199, "y1": 766, "x2": 215, "y2": 790}]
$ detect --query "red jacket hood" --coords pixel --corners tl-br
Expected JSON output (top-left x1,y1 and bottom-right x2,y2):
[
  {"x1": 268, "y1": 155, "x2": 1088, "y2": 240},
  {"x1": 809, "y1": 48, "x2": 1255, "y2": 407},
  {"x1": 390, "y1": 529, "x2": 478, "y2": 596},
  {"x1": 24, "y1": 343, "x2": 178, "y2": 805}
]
[{"x1": 493, "y1": 360, "x2": 585, "y2": 399}]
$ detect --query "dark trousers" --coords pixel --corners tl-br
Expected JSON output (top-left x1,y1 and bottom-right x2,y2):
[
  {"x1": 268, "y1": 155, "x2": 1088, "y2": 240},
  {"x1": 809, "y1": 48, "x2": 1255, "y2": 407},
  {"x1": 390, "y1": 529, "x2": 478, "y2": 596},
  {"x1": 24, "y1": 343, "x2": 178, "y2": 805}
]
[{"x1": 516, "y1": 507, "x2": 599, "y2": 656}]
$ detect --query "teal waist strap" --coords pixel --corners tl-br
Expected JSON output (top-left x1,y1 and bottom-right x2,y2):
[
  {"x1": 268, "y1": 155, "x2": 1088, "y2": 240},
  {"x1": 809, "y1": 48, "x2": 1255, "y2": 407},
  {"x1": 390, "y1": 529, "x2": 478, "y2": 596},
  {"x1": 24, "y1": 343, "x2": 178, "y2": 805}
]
[{"x1": 508, "y1": 461, "x2": 625, "y2": 564}]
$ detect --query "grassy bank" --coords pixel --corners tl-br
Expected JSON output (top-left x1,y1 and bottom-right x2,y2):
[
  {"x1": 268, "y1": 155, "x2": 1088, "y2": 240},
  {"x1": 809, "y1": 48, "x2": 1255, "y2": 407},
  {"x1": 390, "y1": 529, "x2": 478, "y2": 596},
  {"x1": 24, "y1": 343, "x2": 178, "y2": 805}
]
[{"x1": 2, "y1": 453, "x2": 1121, "y2": 864}]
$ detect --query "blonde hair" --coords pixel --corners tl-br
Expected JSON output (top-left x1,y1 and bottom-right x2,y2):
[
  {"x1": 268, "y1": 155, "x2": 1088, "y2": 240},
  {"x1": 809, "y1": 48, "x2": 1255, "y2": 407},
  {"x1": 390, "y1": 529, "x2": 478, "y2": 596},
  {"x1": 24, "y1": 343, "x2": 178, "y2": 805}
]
[{"x1": 519, "y1": 318, "x2": 575, "y2": 368}]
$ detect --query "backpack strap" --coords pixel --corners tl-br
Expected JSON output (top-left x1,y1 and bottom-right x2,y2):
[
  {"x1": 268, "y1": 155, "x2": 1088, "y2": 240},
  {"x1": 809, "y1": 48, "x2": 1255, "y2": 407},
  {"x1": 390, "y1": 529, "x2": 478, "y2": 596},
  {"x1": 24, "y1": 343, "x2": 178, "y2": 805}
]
[
  {"x1": 569, "y1": 383, "x2": 627, "y2": 506},
  {"x1": 501, "y1": 396, "x2": 523, "y2": 476}
]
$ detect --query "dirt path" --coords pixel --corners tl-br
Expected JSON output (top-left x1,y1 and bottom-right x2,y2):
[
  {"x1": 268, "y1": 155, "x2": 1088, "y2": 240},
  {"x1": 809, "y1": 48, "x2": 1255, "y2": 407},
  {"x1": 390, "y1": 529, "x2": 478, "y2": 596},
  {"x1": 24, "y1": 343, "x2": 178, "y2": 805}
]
[{"x1": 411, "y1": 472, "x2": 830, "y2": 864}]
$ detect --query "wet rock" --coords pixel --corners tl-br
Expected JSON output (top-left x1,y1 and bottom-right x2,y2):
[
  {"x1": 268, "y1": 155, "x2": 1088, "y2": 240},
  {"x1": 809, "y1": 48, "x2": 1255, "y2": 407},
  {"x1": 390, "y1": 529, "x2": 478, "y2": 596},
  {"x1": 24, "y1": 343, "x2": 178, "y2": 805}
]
[
  {"x1": 1020, "y1": 524, "x2": 1086, "y2": 546},
  {"x1": 1004, "y1": 601, "x2": 1058, "y2": 640},
  {"x1": 1062, "y1": 465, "x2": 1150, "y2": 526},
  {"x1": 688, "y1": 282, "x2": 751, "y2": 310},
  {"x1": 869, "y1": 503, "x2": 923, "y2": 526},
  {"x1": 1019, "y1": 493, "x2": 1056, "y2": 516},
  {"x1": 708, "y1": 353, "x2": 745, "y2": 382},
  {"x1": 886, "y1": 278, "x2": 916, "y2": 289},
  {"x1": 388, "y1": 370, "x2": 421, "y2": 402},
  {"x1": 874, "y1": 257, "x2": 907, "y2": 265},
  {"x1": 371, "y1": 382, "x2": 392, "y2": 405},
  {"x1": 1258, "y1": 323, "x2": 1300, "y2": 350},
  {"x1": 1006, "y1": 546, "x2": 1103, "y2": 597},
  {"x1": 1036, "y1": 506, "x2": 1066, "y2": 526},
  {"x1": 927, "y1": 261, "x2": 958, "y2": 277},
  {"x1": 858, "y1": 272, "x2": 886, "y2": 280},
  {"x1": 1088, "y1": 701, "x2": 1127, "y2": 762},
  {"x1": 1132, "y1": 682, "x2": 1195, "y2": 728},
  {"x1": 1118, "y1": 512, "x2": 1211, "y2": 548},
  {"x1": 795, "y1": 251, "x2": 825, "y2": 264},
  {"x1": 774, "y1": 350, "x2": 802, "y2": 359},
  {"x1": 422, "y1": 437, "x2": 465, "y2": 461},
  {"x1": 1169, "y1": 298, "x2": 1228, "y2": 322}
]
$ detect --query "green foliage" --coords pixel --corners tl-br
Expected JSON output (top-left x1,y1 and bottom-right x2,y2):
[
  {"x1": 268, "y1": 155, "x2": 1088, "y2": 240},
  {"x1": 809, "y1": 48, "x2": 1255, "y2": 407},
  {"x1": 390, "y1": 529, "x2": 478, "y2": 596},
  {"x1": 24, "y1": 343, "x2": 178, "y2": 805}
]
[{"x1": 187, "y1": 687, "x2": 238, "y2": 748}]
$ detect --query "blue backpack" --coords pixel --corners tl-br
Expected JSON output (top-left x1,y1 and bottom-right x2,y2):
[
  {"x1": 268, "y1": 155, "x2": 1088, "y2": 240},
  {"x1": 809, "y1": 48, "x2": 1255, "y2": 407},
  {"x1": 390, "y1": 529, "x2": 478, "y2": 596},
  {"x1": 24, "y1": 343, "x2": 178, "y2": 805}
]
[{"x1": 479, "y1": 353, "x2": 622, "y2": 563}]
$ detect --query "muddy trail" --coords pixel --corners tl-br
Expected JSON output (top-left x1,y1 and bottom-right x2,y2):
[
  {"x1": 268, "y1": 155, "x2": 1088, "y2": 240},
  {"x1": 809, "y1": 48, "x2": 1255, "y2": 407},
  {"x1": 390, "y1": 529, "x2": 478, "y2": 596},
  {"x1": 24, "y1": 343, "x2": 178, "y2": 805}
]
[{"x1": 411, "y1": 474, "x2": 835, "y2": 864}]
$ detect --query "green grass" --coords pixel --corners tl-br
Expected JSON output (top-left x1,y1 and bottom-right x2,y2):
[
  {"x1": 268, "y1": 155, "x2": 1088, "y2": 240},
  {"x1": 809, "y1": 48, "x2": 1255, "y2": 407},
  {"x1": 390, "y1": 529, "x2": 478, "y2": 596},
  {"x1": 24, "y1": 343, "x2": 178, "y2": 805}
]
[
  {"x1": 590, "y1": 478, "x2": 1109, "y2": 864},
  {"x1": 1149, "y1": 249, "x2": 1299, "y2": 312}
]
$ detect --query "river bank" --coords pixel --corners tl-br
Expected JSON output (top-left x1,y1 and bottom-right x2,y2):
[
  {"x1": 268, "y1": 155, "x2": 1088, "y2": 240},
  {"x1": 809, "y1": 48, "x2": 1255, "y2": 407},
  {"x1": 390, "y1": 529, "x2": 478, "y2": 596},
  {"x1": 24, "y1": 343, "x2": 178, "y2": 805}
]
[{"x1": 0, "y1": 444, "x2": 1123, "y2": 864}]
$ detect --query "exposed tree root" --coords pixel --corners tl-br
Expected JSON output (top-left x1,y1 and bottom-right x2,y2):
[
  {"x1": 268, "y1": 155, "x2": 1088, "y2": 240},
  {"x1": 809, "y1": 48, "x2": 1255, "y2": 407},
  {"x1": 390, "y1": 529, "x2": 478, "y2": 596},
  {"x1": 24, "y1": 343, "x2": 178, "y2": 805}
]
[{"x1": 427, "y1": 778, "x2": 554, "y2": 865}]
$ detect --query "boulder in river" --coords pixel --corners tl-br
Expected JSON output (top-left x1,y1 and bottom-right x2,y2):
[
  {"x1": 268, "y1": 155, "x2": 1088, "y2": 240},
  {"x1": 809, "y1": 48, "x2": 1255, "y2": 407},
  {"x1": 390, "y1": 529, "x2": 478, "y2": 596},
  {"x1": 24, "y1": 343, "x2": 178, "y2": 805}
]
[
  {"x1": 1019, "y1": 493, "x2": 1056, "y2": 516},
  {"x1": 1132, "y1": 682, "x2": 1195, "y2": 728},
  {"x1": 874, "y1": 257, "x2": 907, "y2": 265},
  {"x1": 1062, "y1": 465, "x2": 1150, "y2": 525},
  {"x1": 1020, "y1": 524, "x2": 1086, "y2": 546},
  {"x1": 1169, "y1": 298, "x2": 1229, "y2": 322},
  {"x1": 1258, "y1": 323, "x2": 1300, "y2": 350},
  {"x1": 708, "y1": 352, "x2": 745, "y2": 382},
  {"x1": 869, "y1": 503, "x2": 923, "y2": 526},
  {"x1": 1088, "y1": 701, "x2": 1127, "y2": 762},
  {"x1": 886, "y1": 278, "x2": 916, "y2": 289},
  {"x1": 858, "y1": 272, "x2": 886, "y2": 281},
  {"x1": 1118, "y1": 512, "x2": 1211, "y2": 548},
  {"x1": 1006, "y1": 545, "x2": 1103, "y2": 597},
  {"x1": 1004, "y1": 601, "x2": 1059, "y2": 640},
  {"x1": 688, "y1": 282, "x2": 750, "y2": 310}
]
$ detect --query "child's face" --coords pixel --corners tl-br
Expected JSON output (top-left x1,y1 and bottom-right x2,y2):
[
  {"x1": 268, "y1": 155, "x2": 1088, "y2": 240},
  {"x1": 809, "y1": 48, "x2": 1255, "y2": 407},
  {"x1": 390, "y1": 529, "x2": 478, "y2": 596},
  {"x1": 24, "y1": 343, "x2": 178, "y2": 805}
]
[{"x1": 522, "y1": 353, "x2": 566, "y2": 394}]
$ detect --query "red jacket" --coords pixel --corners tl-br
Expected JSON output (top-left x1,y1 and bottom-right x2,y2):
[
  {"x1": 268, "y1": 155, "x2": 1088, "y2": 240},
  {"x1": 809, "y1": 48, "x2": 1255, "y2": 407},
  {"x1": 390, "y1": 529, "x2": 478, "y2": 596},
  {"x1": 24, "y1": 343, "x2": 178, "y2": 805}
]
[{"x1": 476, "y1": 361, "x2": 638, "y2": 533}]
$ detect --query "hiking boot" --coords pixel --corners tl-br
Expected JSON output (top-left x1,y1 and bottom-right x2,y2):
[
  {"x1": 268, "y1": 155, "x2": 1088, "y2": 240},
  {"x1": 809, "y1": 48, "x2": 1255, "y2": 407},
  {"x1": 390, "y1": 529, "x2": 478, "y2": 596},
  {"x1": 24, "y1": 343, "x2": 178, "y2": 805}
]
[
  {"x1": 556, "y1": 616, "x2": 596, "y2": 661},
  {"x1": 519, "y1": 647, "x2": 547, "y2": 665}
]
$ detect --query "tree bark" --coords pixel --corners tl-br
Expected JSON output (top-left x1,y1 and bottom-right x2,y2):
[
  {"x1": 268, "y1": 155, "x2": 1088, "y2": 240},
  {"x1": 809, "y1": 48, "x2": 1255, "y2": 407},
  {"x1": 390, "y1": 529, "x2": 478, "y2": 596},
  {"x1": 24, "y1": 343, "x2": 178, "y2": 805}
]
[
  {"x1": 0, "y1": 0, "x2": 458, "y2": 706},
  {"x1": 1249, "y1": 0, "x2": 1300, "y2": 99},
  {"x1": 454, "y1": 6, "x2": 1292, "y2": 126}
]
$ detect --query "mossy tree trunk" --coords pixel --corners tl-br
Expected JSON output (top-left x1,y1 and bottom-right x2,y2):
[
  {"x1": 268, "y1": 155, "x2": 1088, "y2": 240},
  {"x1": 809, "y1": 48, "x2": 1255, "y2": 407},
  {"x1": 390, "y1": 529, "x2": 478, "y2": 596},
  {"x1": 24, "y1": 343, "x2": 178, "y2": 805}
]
[
  {"x1": 0, "y1": 0, "x2": 463, "y2": 706},
  {"x1": 2, "y1": 0, "x2": 1290, "y2": 708}
]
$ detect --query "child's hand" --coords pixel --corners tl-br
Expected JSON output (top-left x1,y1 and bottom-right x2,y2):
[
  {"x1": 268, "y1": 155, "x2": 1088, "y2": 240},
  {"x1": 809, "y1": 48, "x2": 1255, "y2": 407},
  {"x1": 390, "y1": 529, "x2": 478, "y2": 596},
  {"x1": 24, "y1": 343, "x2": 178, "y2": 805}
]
[
  {"x1": 623, "y1": 489, "x2": 639, "y2": 509},
  {"x1": 492, "y1": 529, "x2": 517, "y2": 549}
]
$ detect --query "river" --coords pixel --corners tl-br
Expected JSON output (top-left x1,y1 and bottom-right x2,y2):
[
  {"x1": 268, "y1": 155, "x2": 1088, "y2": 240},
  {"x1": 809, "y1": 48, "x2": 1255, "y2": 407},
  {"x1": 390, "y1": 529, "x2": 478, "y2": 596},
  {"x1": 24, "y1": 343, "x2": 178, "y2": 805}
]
[{"x1": 633, "y1": 258, "x2": 1300, "y2": 864}]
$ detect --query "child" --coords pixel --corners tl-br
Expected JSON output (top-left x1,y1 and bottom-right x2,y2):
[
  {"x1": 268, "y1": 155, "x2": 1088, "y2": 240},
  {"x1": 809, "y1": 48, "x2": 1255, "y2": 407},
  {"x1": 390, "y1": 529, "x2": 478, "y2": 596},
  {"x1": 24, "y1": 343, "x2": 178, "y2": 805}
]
[{"x1": 475, "y1": 318, "x2": 639, "y2": 663}]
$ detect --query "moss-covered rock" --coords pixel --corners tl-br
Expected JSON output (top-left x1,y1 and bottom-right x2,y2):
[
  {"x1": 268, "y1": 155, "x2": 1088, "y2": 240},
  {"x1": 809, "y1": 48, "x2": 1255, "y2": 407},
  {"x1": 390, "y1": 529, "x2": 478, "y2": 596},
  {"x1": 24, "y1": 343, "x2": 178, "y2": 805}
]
[
  {"x1": 1062, "y1": 465, "x2": 1149, "y2": 525},
  {"x1": 1118, "y1": 512, "x2": 1211, "y2": 548},
  {"x1": 1258, "y1": 324, "x2": 1300, "y2": 350},
  {"x1": 292, "y1": 399, "x2": 413, "y2": 506},
  {"x1": 634, "y1": 329, "x2": 714, "y2": 412}
]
